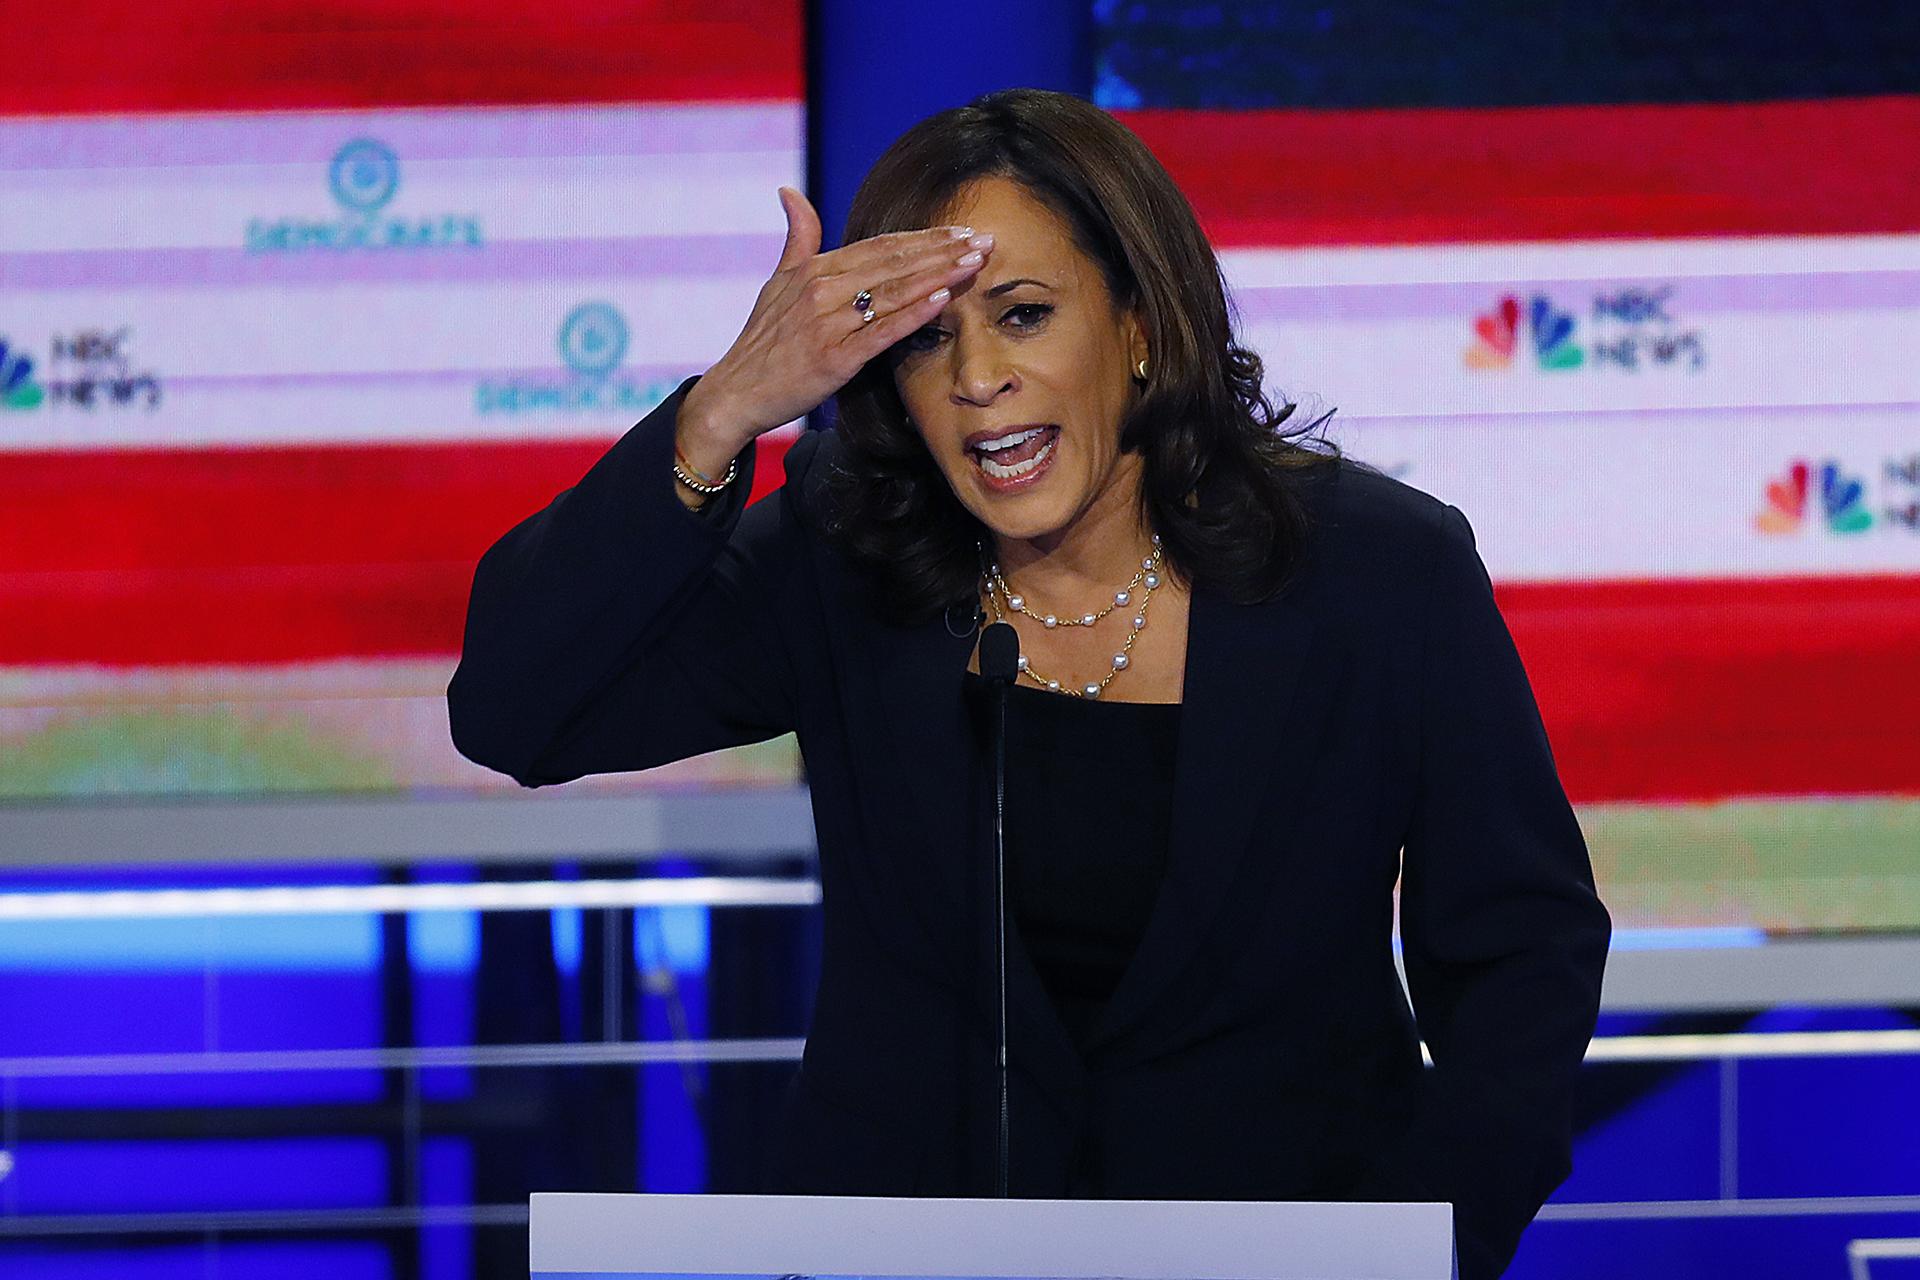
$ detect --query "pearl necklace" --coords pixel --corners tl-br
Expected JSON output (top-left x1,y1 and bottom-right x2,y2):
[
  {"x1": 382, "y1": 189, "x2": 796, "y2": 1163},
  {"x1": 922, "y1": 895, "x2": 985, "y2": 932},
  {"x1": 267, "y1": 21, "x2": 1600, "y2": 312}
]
[{"x1": 979, "y1": 534, "x2": 1164, "y2": 699}]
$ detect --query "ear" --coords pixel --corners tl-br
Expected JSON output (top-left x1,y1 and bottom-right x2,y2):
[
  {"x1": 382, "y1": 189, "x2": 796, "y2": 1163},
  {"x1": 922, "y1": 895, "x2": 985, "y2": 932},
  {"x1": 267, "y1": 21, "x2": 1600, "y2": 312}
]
[{"x1": 1126, "y1": 304, "x2": 1152, "y2": 371}]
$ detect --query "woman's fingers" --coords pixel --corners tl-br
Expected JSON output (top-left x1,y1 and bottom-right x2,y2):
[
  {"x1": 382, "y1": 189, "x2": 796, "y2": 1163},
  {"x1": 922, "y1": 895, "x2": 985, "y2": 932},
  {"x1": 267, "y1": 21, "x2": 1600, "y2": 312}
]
[
  {"x1": 812, "y1": 225, "x2": 979, "y2": 290},
  {"x1": 762, "y1": 224, "x2": 968, "y2": 337},
  {"x1": 882, "y1": 248, "x2": 987, "y2": 310},
  {"x1": 840, "y1": 277, "x2": 961, "y2": 364},
  {"x1": 774, "y1": 186, "x2": 822, "y2": 273},
  {"x1": 826, "y1": 250, "x2": 978, "y2": 341},
  {"x1": 683, "y1": 192, "x2": 994, "y2": 444},
  {"x1": 821, "y1": 239, "x2": 994, "y2": 370},
  {"x1": 817, "y1": 237, "x2": 991, "y2": 321}
]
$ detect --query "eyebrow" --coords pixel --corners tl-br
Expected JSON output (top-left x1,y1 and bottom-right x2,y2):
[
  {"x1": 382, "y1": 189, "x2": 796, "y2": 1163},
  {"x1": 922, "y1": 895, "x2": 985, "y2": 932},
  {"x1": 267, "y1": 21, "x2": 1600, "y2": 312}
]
[{"x1": 983, "y1": 277, "x2": 1053, "y2": 297}]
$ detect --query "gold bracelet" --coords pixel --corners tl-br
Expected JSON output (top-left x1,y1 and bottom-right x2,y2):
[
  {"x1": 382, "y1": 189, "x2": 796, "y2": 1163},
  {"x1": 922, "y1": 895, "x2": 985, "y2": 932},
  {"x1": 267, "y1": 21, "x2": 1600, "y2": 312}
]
[
  {"x1": 673, "y1": 450, "x2": 738, "y2": 497},
  {"x1": 674, "y1": 445, "x2": 724, "y2": 486}
]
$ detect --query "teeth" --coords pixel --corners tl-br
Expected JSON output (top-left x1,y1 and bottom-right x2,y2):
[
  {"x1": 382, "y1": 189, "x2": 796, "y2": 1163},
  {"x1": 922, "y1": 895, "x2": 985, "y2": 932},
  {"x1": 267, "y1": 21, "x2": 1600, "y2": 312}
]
[
  {"x1": 977, "y1": 438, "x2": 1055, "y2": 480},
  {"x1": 974, "y1": 427, "x2": 1045, "y2": 453}
]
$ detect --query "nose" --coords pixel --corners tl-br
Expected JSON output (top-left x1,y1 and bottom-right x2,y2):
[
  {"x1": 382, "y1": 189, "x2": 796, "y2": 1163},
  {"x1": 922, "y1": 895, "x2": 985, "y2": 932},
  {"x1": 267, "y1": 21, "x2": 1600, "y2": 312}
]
[{"x1": 949, "y1": 325, "x2": 1015, "y2": 406}]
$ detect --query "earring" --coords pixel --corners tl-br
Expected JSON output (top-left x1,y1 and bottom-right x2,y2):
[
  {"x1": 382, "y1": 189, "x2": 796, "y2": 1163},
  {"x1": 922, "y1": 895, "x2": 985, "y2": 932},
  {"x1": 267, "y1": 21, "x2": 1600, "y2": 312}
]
[{"x1": 1134, "y1": 357, "x2": 1149, "y2": 381}]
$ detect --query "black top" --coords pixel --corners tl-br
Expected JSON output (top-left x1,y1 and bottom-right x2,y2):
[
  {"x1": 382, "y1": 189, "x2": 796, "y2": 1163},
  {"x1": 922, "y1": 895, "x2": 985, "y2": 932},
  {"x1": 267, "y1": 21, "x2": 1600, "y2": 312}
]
[{"x1": 966, "y1": 672, "x2": 1181, "y2": 1052}]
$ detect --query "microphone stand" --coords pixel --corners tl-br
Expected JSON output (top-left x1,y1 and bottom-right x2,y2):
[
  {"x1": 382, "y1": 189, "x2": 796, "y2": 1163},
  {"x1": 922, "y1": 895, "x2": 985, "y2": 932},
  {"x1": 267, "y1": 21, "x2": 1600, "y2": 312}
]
[{"x1": 978, "y1": 621, "x2": 1020, "y2": 1198}]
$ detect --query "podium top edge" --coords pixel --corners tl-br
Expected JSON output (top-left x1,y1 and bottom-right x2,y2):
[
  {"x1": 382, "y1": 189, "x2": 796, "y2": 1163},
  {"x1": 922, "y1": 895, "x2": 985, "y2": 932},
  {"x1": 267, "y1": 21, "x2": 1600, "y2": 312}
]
[{"x1": 530, "y1": 1193, "x2": 1454, "y2": 1280}]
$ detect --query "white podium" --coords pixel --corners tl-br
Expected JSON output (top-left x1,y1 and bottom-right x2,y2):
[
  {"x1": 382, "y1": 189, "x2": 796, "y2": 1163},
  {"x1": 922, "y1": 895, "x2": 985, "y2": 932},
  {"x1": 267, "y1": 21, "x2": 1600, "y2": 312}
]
[{"x1": 531, "y1": 1192, "x2": 1456, "y2": 1280}]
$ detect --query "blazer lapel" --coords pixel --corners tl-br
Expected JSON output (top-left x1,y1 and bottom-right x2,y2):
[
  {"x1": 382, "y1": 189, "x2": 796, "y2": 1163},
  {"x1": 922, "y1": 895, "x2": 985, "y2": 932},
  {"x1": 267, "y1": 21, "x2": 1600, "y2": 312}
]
[
  {"x1": 821, "y1": 578, "x2": 1087, "y2": 1123},
  {"x1": 1087, "y1": 578, "x2": 1322, "y2": 1051},
  {"x1": 817, "y1": 568, "x2": 978, "y2": 974}
]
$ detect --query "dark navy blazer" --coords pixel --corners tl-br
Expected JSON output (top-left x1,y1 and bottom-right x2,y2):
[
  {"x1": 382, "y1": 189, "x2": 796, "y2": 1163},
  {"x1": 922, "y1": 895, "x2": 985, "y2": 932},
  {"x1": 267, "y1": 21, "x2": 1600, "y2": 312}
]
[{"x1": 448, "y1": 375, "x2": 1611, "y2": 1280}]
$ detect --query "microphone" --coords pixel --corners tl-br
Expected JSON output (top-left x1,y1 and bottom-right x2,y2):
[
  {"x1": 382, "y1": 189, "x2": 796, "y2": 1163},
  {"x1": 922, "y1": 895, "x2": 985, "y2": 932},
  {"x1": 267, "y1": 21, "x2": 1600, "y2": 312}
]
[
  {"x1": 978, "y1": 622, "x2": 1019, "y2": 1197},
  {"x1": 980, "y1": 621, "x2": 1020, "y2": 682}
]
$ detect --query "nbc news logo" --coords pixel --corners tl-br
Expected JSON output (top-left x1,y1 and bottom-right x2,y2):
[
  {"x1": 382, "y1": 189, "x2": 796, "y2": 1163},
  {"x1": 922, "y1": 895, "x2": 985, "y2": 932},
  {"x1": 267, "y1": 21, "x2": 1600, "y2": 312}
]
[
  {"x1": 0, "y1": 337, "x2": 46, "y2": 410},
  {"x1": 1757, "y1": 457, "x2": 1920, "y2": 535}
]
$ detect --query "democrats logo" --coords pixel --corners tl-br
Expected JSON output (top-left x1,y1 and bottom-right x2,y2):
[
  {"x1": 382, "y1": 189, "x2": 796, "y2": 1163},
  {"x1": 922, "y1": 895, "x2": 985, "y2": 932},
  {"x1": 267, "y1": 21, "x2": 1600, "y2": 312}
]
[
  {"x1": 247, "y1": 139, "x2": 482, "y2": 253},
  {"x1": 477, "y1": 303, "x2": 680, "y2": 418},
  {"x1": 1756, "y1": 455, "x2": 1920, "y2": 536},
  {"x1": 329, "y1": 139, "x2": 401, "y2": 213},
  {"x1": 1, "y1": 337, "x2": 46, "y2": 410},
  {"x1": 1466, "y1": 285, "x2": 1704, "y2": 374},
  {"x1": 558, "y1": 303, "x2": 630, "y2": 377}
]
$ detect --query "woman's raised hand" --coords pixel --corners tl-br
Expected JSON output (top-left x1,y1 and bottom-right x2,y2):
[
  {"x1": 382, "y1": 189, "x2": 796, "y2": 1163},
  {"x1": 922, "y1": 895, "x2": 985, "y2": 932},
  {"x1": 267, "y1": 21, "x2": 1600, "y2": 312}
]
[{"x1": 675, "y1": 186, "x2": 994, "y2": 479}]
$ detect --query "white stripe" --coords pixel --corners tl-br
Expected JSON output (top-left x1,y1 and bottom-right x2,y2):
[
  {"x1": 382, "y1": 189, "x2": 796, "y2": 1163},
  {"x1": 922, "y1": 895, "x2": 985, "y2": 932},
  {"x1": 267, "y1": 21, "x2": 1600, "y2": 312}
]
[
  {"x1": 0, "y1": 154, "x2": 801, "y2": 250},
  {"x1": 1537, "y1": 1195, "x2": 1920, "y2": 1222},
  {"x1": 1238, "y1": 306, "x2": 1920, "y2": 420},
  {"x1": 0, "y1": 104, "x2": 801, "y2": 250},
  {"x1": 0, "y1": 277, "x2": 767, "y2": 377},
  {"x1": 1220, "y1": 234, "x2": 1920, "y2": 288},
  {"x1": 0, "y1": 876, "x2": 820, "y2": 921},
  {"x1": 0, "y1": 377, "x2": 804, "y2": 448},
  {"x1": 0, "y1": 1037, "x2": 806, "y2": 1079},
  {"x1": 1328, "y1": 404, "x2": 1920, "y2": 580},
  {"x1": 1584, "y1": 1028, "x2": 1920, "y2": 1062}
]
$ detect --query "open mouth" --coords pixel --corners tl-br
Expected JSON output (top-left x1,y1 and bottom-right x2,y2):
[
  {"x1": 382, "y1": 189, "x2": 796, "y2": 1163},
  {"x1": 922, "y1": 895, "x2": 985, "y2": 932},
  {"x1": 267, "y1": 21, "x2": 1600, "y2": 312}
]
[{"x1": 967, "y1": 425, "x2": 1059, "y2": 483}]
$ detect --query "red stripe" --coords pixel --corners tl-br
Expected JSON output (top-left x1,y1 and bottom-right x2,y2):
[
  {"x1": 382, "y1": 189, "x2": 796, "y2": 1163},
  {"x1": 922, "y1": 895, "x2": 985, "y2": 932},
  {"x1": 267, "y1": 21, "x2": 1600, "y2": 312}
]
[
  {"x1": 0, "y1": 437, "x2": 790, "y2": 665},
  {"x1": 1118, "y1": 96, "x2": 1920, "y2": 246},
  {"x1": 1499, "y1": 575, "x2": 1920, "y2": 805},
  {"x1": 0, "y1": 1, "x2": 799, "y2": 114},
  {"x1": 4, "y1": 443, "x2": 1916, "y2": 803}
]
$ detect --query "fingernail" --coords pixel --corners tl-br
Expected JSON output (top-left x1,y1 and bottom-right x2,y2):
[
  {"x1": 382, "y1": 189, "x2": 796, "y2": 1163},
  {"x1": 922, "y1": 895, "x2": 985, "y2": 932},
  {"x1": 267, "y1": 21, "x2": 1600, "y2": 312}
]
[
  {"x1": 929, "y1": 287, "x2": 951, "y2": 304},
  {"x1": 957, "y1": 250, "x2": 984, "y2": 267},
  {"x1": 949, "y1": 225, "x2": 974, "y2": 238},
  {"x1": 968, "y1": 232, "x2": 994, "y2": 250}
]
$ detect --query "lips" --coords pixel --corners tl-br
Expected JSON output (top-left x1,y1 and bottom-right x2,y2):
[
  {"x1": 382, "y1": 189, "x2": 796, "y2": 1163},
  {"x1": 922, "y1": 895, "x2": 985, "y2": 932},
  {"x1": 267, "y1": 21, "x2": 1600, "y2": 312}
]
[
  {"x1": 964, "y1": 423, "x2": 1055, "y2": 451},
  {"x1": 967, "y1": 424, "x2": 1056, "y2": 462},
  {"x1": 967, "y1": 425, "x2": 1059, "y2": 490}
]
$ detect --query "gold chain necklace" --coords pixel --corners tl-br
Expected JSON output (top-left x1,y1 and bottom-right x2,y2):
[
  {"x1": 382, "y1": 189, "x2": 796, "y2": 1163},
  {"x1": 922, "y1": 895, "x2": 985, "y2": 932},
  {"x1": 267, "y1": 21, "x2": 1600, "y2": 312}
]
[{"x1": 978, "y1": 535, "x2": 1164, "y2": 699}]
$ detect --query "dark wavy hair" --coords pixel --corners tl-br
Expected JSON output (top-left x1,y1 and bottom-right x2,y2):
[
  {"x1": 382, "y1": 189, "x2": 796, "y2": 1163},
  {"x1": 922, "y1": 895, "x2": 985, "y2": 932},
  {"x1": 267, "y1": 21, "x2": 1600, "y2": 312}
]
[{"x1": 822, "y1": 87, "x2": 1339, "y2": 623}]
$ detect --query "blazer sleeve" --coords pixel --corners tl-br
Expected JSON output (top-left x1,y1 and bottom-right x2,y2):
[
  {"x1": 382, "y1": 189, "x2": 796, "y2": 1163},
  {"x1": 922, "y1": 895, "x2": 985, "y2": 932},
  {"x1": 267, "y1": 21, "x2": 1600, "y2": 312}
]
[
  {"x1": 447, "y1": 374, "x2": 804, "y2": 787},
  {"x1": 1347, "y1": 503, "x2": 1612, "y2": 1280}
]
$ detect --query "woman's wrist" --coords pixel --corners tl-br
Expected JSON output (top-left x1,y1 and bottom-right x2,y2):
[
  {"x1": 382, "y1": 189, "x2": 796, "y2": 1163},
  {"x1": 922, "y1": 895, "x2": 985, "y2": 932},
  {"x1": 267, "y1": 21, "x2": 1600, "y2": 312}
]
[
  {"x1": 678, "y1": 385, "x2": 753, "y2": 472},
  {"x1": 674, "y1": 382, "x2": 753, "y2": 509}
]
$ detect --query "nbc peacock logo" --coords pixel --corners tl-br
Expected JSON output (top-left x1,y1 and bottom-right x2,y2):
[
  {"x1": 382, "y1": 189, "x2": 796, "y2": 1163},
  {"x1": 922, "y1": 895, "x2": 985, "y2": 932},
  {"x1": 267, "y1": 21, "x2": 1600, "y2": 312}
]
[
  {"x1": 1466, "y1": 294, "x2": 1584, "y2": 371},
  {"x1": 1755, "y1": 459, "x2": 1873, "y2": 535},
  {"x1": 0, "y1": 337, "x2": 46, "y2": 410}
]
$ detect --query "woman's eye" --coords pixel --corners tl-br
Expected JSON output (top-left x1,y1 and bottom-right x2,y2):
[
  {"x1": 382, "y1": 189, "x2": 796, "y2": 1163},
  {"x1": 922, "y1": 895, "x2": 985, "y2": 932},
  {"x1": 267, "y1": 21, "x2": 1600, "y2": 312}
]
[
  {"x1": 896, "y1": 305, "x2": 1053, "y2": 357},
  {"x1": 899, "y1": 326, "x2": 943, "y2": 354}
]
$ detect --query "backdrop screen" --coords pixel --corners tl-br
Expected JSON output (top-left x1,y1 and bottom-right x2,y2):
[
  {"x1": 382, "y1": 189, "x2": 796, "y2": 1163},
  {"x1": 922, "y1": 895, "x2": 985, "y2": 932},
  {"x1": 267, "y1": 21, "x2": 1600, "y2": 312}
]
[
  {"x1": 1096, "y1": 1, "x2": 1920, "y2": 938},
  {"x1": 1, "y1": 0, "x2": 806, "y2": 801}
]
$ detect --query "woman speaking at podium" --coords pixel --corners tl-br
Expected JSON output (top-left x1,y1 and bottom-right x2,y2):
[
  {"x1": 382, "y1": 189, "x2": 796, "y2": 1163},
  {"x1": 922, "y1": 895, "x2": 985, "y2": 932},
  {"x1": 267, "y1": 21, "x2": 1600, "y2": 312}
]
[{"x1": 449, "y1": 89, "x2": 1610, "y2": 1280}]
